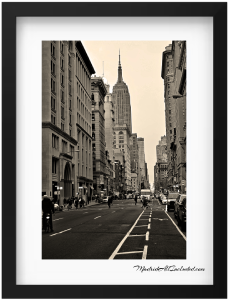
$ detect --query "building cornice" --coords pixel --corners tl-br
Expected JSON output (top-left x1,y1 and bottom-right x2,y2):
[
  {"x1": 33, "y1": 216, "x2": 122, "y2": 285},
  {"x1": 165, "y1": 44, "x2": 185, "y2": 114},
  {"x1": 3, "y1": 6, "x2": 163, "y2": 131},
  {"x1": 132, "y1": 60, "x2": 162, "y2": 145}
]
[
  {"x1": 91, "y1": 78, "x2": 107, "y2": 98},
  {"x1": 42, "y1": 122, "x2": 78, "y2": 145},
  {"x1": 76, "y1": 123, "x2": 92, "y2": 139}
]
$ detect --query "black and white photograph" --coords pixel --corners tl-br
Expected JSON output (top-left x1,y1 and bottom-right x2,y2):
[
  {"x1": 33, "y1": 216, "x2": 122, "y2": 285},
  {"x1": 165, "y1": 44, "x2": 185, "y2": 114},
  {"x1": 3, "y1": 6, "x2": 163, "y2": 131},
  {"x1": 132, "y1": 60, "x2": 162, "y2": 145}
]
[{"x1": 42, "y1": 40, "x2": 186, "y2": 260}]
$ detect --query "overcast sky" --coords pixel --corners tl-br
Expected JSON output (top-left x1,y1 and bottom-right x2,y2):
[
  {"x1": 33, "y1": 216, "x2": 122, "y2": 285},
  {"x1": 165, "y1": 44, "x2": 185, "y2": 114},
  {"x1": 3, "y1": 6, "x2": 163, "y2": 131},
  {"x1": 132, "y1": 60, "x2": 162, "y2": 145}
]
[{"x1": 83, "y1": 41, "x2": 171, "y2": 185}]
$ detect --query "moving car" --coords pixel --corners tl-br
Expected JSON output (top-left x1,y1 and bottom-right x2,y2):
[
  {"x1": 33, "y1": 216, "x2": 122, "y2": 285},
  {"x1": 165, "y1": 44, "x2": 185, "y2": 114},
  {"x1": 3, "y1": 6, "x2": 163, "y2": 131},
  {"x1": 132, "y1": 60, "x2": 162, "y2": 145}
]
[
  {"x1": 140, "y1": 189, "x2": 152, "y2": 202},
  {"x1": 102, "y1": 196, "x2": 109, "y2": 203},
  {"x1": 167, "y1": 192, "x2": 179, "y2": 211},
  {"x1": 174, "y1": 194, "x2": 186, "y2": 231}
]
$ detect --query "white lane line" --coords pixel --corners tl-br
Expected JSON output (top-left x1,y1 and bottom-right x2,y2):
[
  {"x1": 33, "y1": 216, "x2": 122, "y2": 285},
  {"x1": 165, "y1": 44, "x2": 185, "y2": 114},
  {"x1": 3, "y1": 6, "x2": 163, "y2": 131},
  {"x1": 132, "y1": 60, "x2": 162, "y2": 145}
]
[
  {"x1": 140, "y1": 219, "x2": 149, "y2": 220},
  {"x1": 109, "y1": 210, "x2": 144, "y2": 260},
  {"x1": 83, "y1": 212, "x2": 88, "y2": 214},
  {"x1": 112, "y1": 211, "x2": 115, "y2": 213},
  {"x1": 149, "y1": 218, "x2": 151, "y2": 222},
  {"x1": 146, "y1": 231, "x2": 149, "y2": 241},
  {"x1": 94, "y1": 216, "x2": 101, "y2": 219},
  {"x1": 165, "y1": 211, "x2": 186, "y2": 241},
  {"x1": 135, "y1": 225, "x2": 148, "y2": 227},
  {"x1": 148, "y1": 224, "x2": 151, "y2": 229},
  {"x1": 116, "y1": 251, "x2": 143, "y2": 255},
  {"x1": 142, "y1": 245, "x2": 148, "y2": 259},
  {"x1": 53, "y1": 218, "x2": 63, "y2": 221},
  {"x1": 129, "y1": 234, "x2": 146, "y2": 237},
  {"x1": 50, "y1": 228, "x2": 71, "y2": 236}
]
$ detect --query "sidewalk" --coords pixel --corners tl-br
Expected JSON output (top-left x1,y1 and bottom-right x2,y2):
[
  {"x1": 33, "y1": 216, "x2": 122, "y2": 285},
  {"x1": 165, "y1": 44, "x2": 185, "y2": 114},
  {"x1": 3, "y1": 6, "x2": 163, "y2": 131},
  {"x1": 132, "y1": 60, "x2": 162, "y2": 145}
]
[{"x1": 55, "y1": 200, "x2": 102, "y2": 213}]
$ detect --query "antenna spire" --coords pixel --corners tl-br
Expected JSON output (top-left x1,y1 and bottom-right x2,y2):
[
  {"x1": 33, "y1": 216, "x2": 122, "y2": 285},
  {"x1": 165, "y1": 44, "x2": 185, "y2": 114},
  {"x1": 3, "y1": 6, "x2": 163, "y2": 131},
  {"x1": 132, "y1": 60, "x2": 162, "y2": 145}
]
[{"x1": 119, "y1": 49, "x2": 121, "y2": 66}]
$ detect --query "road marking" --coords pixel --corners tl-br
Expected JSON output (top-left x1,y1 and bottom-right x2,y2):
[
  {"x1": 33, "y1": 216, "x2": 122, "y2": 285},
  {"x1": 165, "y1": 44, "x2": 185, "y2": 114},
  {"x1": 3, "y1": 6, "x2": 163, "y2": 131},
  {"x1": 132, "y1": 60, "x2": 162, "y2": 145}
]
[
  {"x1": 140, "y1": 219, "x2": 149, "y2": 220},
  {"x1": 146, "y1": 231, "x2": 149, "y2": 241},
  {"x1": 148, "y1": 224, "x2": 151, "y2": 229},
  {"x1": 153, "y1": 218, "x2": 168, "y2": 221},
  {"x1": 94, "y1": 216, "x2": 101, "y2": 219},
  {"x1": 164, "y1": 211, "x2": 186, "y2": 241},
  {"x1": 149, "y1": 218, "x2": 151, "y2": 222},
  {"x1": 116, "y1": 251, "x2": 143, "y2": 255},
  {"x1": 83, "y1": 212, "x2": 88, "y2": 214},
  {"x1": 50, "y1": 228, "x2": 71, "y2": 236},
  {"x1": 112, "y1": 211, "x2": 115, "y2": 213},
  {"x1": 129, "y1": 234, "x2": 145, "y2": 237},
  {"x1": 53, "y1": 218, "x2": 63, "y2": 221},
  {"x1": 142, "y1": 245, "x2": 148, "y2": 259},
  {"x1": 135, "y1": 225, "x2": 148, "y2": 227},
  {"x1": 109, "y1": 210, "x2": 144, "y2": 260}
]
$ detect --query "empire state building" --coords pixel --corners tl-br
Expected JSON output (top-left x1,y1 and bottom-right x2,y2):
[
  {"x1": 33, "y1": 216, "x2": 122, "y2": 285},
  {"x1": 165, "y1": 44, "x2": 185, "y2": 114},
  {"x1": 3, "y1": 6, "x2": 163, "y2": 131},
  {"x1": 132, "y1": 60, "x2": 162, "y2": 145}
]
[
  {"x1": 112, "y1": 51, "x2": 132, "y2": 134},
  {"x1": 112, "y1": 51, "x2": 132, "y2": 191}
]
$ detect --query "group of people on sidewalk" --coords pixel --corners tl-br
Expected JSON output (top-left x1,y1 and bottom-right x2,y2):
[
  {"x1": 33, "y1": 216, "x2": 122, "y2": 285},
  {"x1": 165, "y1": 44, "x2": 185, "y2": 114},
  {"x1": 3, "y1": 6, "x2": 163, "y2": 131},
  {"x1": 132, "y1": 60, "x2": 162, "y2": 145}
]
[{"x1": 64, "y1": 195, "x2": 92, "y2": 210}]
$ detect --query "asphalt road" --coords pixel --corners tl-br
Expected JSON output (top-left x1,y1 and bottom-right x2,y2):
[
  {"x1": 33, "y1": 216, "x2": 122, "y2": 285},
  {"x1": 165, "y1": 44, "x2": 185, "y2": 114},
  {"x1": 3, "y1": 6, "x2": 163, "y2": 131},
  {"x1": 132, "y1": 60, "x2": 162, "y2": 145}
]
[{"x1": 42, "y1": 198, "x2": 186, "y2": 259}]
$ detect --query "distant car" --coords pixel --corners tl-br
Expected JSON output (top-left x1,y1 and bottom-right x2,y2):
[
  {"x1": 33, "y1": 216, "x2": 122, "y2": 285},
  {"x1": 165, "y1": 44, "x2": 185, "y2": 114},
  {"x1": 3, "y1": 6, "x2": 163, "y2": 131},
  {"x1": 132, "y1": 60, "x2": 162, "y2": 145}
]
[
  {"x1": 174, "y1": 195, "x2": 186, "y2": 231},
  {"x1": 161, "y1": 195, "x2": 167, "y2": 205},
  {"x1": 102, "y1": 196, "x2": 109, "y2": 203},
  {"x1": 54, "y1": 203, "x2": 59, "y2": 211},
  {"x1": 167, "y1": 192, "x2": 179, "y2": 211}
]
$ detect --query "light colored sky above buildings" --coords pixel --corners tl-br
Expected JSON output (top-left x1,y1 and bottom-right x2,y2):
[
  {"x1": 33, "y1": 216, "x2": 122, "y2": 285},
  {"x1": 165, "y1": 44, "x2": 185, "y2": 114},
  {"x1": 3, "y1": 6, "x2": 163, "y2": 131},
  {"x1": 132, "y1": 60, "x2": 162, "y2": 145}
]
[{"x1": 83, "y1": 41, "x2": 171, "y2": 185}]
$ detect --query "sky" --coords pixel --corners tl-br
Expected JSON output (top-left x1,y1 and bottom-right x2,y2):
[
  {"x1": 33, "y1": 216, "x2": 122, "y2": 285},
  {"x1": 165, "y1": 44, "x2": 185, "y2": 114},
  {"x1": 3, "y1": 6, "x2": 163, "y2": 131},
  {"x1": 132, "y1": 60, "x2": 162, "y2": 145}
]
[{"x1": 83, "y1": 41, "x2": 171, "y2": 185}]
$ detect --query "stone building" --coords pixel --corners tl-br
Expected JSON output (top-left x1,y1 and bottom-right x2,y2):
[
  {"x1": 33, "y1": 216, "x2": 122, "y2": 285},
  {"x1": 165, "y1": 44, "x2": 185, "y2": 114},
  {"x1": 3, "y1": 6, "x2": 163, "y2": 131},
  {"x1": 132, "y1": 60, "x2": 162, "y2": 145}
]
[
  {"x1": 114, "y1": 150, "x2": 126, "y2": 193},
  {"x1": 130, "y1": 133, "x2": 141, "y2": 192},
  {"x1": 131, "y1": 173, "x2": 138, "y2": 192},
  {"x1": 161, "y1": 41, "x2": 186, "y2": 192},
  {"x1": 91, "y1": 76, "x2": 107, "y2": 195},
  {"x1": 42, "y1": 41, "x2": 95, "y2": 205},
  {"x1": 137, "y1": 137, "x2": 146, "y2": 189},
  {"x1": 112, "y1": 52, "x2": 132, "y2": 191}
]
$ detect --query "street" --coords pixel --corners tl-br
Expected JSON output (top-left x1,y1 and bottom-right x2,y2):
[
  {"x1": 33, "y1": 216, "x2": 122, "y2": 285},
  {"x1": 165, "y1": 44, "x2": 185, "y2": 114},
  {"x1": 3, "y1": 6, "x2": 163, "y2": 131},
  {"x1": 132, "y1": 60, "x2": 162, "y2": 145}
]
[{"x1": 42, "y1": 198, "x2": 186, "y2": 259}]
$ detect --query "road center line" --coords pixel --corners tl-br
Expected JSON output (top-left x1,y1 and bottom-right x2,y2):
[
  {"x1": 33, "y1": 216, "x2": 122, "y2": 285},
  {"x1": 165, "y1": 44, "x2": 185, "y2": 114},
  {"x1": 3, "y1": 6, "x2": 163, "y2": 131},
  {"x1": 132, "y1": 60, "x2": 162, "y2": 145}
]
[
  {"x1": 50, "y1": 228, "x2": 71, "y2": 236},
  {"x1": 146, "y1": 231, "x2": 149, "y2": 241},
  {"x1": 149, "y1": 218, "x2": 151, "y2": 222},
  {"x1": 129, "y1": 234, "x2": 145, "y2": 237},
  {"x1": 116, "y1": 251, "x2": 143, "y2": 255},
  {"x1": 135, "y1": 225, "x2": 148, "y2": 227},
  {"x1": 164, "y1": 211, "x2": 186, "y2": 241},
  {"x1": 142, "y1": 245, "x2": 148, "y2": 259},
  {"x1": 53, "y1": 218, "x2": 63, "y2": 221},
  {"x1": 109, "y1": 210, "x2": 144, "y2": 260},
  {"x1": 94, "y1": 216, "x2": 101, "y2": 219},
  {"x1": 148, "y1": 224, "x2": 151, "y2": 229}
]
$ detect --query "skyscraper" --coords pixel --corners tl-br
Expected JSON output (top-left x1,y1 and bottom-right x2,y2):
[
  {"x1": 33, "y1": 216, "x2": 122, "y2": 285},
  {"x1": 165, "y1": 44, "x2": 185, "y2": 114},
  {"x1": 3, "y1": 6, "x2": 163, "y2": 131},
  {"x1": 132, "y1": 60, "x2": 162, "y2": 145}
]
[{"x1": 112, "y1": 51, "x2": 132, "y2": 190}]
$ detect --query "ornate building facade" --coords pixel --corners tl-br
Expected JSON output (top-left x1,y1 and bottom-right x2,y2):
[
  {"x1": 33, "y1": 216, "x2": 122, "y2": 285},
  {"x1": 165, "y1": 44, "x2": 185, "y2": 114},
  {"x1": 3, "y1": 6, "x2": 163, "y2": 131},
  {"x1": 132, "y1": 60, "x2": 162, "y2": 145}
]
[{"x1": 42, "y1": 41, "x2": 95, "y2": 205}]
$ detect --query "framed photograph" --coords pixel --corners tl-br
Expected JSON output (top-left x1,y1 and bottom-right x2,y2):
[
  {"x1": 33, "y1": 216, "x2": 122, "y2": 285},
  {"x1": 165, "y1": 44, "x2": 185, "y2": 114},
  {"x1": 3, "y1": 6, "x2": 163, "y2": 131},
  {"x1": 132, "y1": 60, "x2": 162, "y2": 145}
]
[{"x1": 2, "y1": 2, "x2": 227, "y2": 298}]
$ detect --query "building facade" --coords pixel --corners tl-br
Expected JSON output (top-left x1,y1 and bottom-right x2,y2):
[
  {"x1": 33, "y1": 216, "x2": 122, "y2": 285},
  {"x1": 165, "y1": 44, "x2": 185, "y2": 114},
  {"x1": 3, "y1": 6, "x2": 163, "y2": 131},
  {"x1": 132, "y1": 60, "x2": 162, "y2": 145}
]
[
  {"x1": 161, "y1": 41, "x2": 186, "y2": 192},
  {"x1": 112, "y1": 52, "x2": 132, "y2": 191},
  {"x1": 42, "y1": 41, "x2": 95, "y2": 205},
  {"x1": 137, "y1": 137, "x2": 146, "y2": 189},
  {"x1": 91, "y1": 76, "x2": 107, "y2": 195}
]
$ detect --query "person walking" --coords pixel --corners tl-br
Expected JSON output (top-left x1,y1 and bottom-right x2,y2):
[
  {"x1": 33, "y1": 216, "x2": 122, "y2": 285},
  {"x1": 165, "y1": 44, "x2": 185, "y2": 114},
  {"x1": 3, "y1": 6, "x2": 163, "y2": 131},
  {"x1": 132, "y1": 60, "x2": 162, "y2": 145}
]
[
  {"x1": 108, "y1": 196, "x2": 112, "y2": 209},
  {"x1": 74, "y1": 197, "x2": 79, "y2": 209},
  {"x1": 42, "y1": 195, "x2": 54, "y2": 232},
  {"x1": 134, "y1": 194, "x2": 137, "y2": 205}
]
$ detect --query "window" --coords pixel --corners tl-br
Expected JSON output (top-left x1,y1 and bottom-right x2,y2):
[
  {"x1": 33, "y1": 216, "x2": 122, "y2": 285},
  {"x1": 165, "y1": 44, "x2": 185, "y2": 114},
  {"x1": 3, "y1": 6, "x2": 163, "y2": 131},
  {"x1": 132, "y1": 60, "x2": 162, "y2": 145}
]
[
  {"x1": 70, "y1": 145, "x2": 74, "y2": 157},
  {"x1": 69, "y1": 129, "x2": 71, "y2": 136},
  {"x1": 51, "y1": 96, "x2": 55, "y2": 110},
  {"x1": 51, "y1": 78, "x2": 55, "y2": 92},
  {"x1": 51, "y1": 60, "x2": 55, "y2": 75},
  {"x1": 119, "y1": 131, "x2": 123, "y2": 134},
  {"x1": 69, "y1": 84, "x2": 71, "y2": 95},
  {"x1": 91, "y1": 94, "x2": 94, "y2": 101},
  {"x1": 119, "y1": 140, "x2": 124, "y2": 143},
  {"x1": 170, "y1": 130, "x2": 172, "y2": 134},
  {"x1": 174, "y1": 128, "x2": 176, "y2": 136},
  {"x1": 169, "y1": 110, "x2": 171, "y2": 114},
  {"x1": 51, "y1": 114, "x2": 55, "y2": 125},
  {"x1": 61, "y1": 106, "x2": 64, "y2": 119},
  {"x1": 167, "y1": 62, "x2": 169, "y2": 67},
  {"x1": 169, "y1": 117, "x2": 171, "y2": 121},
  {"x1": 69, "y1": 69, "x2": 71, "y2": 81},
  {"x1": 92, "y1": 143, "x2": 96, "y2": 150},
  {"x1": 62, "y1": 140, "x2": 67, "y2": 153},
  {"x1": 51, "y1": 43, "x2": 55, "y2": 57},
  {"x1": 92, "y1": 124, "x2": 95, "y2": 130},
  {"x1": 92, "y1": 133, "x2": 95, "y2": 140},
  {"x1": 170, "y1": 123, "x2": 172, "y2": 127},
  {"x1": 61, "y1": 123, "x2": 64, "y2": 131},
  {"x1": 52, "y1": 134, "x2": 59, "y2": 149},
  {"x1": 68, "y1": 55, "x2": 71, "y2": 65},
  {"x1": 60, "y1": 58, "x2": 64, "y2": 70},
  {"x1": 61, "y1": 90, "x2": 64, "y2": 103},
  {"x1": 52, "y1": 157, "x2": 57, "y2": 174},
  {"x1": 69, "y1": 99, "x2": 71, "y2": 109},
  {"x1": 61, "y1": 74, "x2": 64, "y2": 86},
  {"x1": 92, "y1": 114, "x2": 95, "y2": 121},
  {"x1": 119, "y1": 136, "x2": 124, "y2": 140},
  {"x1": 61, "y1": 42, "x2": 64, "y2": 54},
  {"x1": 69, "y1": 114, "x2": 72, "y2": 124}
]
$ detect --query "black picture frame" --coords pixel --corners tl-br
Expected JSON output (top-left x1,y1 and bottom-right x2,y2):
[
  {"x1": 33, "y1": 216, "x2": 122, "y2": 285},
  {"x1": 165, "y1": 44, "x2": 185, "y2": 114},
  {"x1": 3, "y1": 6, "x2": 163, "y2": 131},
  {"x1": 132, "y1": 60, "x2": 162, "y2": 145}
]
[{"x1": 2, "y1": 2, "x2": 227, "y2": 298}]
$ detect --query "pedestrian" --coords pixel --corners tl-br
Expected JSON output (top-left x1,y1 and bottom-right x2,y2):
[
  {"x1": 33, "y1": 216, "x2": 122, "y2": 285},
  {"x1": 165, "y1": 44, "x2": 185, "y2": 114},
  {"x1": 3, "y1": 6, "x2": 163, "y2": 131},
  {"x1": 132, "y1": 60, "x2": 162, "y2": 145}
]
[
  {"x1": 74, "y1": 197, "x2": 79, "y2": 209},
  {"x1": 108, "y1": 196, "x2": 112, "y2": 208},
  {"x1": 134, "y1": 194, "x2": 137, "y2": 205},
  {"x1": 42, "y1": 195, "x2": 54, "y2": 232}
]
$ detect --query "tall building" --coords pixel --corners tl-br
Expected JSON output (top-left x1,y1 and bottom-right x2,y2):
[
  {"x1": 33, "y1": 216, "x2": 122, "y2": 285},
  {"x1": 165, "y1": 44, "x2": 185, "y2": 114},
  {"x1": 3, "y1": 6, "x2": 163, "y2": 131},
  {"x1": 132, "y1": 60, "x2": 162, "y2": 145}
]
[
  {"x1": 137, "y1": 137, "x2": 146, "y2": 188},
  {"x1": 130, "y1": 133, "x2": 141, "y2": 192},
  {"x1": 42, "y1": 41, "x2": 95, "y2": 205},
  {"x1": 161, "y1": 41, "x2": 186, "y2": 192},
  {"x1": 112, "y1": 52, "x2": 132, "y2": 190},
  {"x1": 154, "y1": 136, "x2": 168, "y2": 192},
  {"x1": 91, "y1": 76, "x2": 107, "y2": 195}
]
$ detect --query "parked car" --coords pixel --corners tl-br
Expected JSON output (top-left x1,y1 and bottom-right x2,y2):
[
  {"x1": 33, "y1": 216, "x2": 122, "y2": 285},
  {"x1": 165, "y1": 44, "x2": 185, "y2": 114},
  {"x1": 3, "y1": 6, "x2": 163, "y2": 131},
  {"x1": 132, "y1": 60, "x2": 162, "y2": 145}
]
[
  {"x1": 167, "y1": 192, "x2": 179, "y2": 211},
  {"x1": 174, "y1": 194, "x2": 186, "y2": 231},
  {"x1": 161, "y1": 195, "x2": 167, "y2": 205}
]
